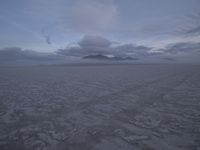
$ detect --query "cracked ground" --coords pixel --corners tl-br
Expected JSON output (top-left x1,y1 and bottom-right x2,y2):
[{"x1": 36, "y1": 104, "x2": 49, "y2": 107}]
[{"x1": 0, "y1": 64, "x2": 200, "y2": 150}]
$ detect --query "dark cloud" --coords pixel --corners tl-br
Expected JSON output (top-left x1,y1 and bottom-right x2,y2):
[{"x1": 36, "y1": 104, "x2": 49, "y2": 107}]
[
  {"x1": 2, "y1": 39, "x2": 199, "y2": 65},
  {"x1": 57, "y1": 35, "x2": 113, "y2": 57},
  {"x1": 0, "y1": 47, "x2": 22, "y2": 61},
  {"x1": 115, "y1": 44, "x2": 152, "y2": 57},
  {"x1": 57, "y1": 35, "x2": 152, "y2": 58},
  {"x1": 151, "y1": 42, "x2": 200, "y2": 63},
  {"x1": 0, "y1": 47, "x2": 63, "y2": 65},
  {"x1": 163, "y1": 42, "x2": 200, "y2": 54},
  {"x1": 78, "y1": 35, "x2": 111, "y2": 48}
]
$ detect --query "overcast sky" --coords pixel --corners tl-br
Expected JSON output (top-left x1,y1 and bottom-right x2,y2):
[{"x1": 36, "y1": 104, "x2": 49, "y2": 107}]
[{"x1": 0, "y1": 0, "x2": 200, "y2": 64}]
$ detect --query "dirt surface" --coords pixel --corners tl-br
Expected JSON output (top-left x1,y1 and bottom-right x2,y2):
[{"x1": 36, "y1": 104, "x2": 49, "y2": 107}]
[{"x1": 0, "y1": 65, "x2": 200, "y2": 150}]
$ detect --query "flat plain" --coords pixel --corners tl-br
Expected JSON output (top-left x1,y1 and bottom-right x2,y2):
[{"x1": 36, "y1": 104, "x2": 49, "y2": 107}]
[{"x1": 0, "y1": 64, "x2": 200, "y2": 150}]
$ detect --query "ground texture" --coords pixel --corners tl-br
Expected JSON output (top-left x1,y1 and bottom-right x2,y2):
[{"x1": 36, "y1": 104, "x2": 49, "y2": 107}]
[{"x1": 0, "y1": 65, "x2": 200, "y2": 150}]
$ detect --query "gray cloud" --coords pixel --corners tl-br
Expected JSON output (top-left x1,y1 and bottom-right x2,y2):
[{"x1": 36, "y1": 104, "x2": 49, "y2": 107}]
[
  {"x1": 0, "y1": 47, "x2": 22, "y2": 61},
  {"x1": 78, "y1": 35, "x2": 111, "y2": 48},
  {"x1": 152, "y1": 42, "x2": 200, "y2": 63},
  {"x1": 115, "y1": 44, "x2": 152, "y2": 57},
  {"x1": 0, "y1": 47, "x2": 63, "y2": 65},
  {"x1": 57, "y1": 35, "x2": 153, "y2": 58},
  {"x1": 1, "y1": 39, "x2": 200, "y2": 65},
  {"x1": 163, "y1": 42, "x2": 200, "y2": 54},
  {"x1": 57, "y1": 35, "x2": 112, "y2": 57}
]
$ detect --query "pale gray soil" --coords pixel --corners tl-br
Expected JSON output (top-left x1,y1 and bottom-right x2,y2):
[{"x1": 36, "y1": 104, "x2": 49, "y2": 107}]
[{"x1": 0, "y1": 65, "x2": 200, "y2": 150}]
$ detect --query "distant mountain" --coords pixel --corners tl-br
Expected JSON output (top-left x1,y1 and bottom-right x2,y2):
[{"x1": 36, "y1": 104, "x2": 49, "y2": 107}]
[
  {"x1": 83, "y1": 54, "x2": 109, "y2": 60},
  {"x1": 162, "y1": 57, "x2": 176, "y2": 61},
  {"x1": 83, "y1": 54, "x2": 138, "y2": 61}
]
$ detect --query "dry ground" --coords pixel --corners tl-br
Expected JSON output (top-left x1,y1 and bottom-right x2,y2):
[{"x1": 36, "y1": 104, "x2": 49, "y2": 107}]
[{"x1": 0, "y1": 64, "x2": 200, "y2": 150}]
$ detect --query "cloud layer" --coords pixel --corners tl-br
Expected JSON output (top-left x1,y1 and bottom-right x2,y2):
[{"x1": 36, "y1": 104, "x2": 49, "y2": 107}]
[
  {"x1": 0, "y1": 47, "x2": 65, "y2": 65},
  {"x1": 1, "y1": 35, "x2": 200, "y2": 65},
  {"x1": 163, "y1": 42, "x2": 200, "y2": 54},
  {"x1": 57, "y1": 35, "x2": 200, "y2": 63},
  {"x1": 57, "y1": 35, "x2": 152, "y2": 58}
]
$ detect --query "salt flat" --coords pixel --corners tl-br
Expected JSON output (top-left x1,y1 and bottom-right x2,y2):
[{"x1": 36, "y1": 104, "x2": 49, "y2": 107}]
[{"x1": 0, "y1": 64, "x2": 200, "y2": 150}]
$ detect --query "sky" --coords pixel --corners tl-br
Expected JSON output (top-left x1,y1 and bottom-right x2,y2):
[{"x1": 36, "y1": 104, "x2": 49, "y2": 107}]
[{"x1": 0, "y1": 0, "x2": 200, "y2": 64}]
